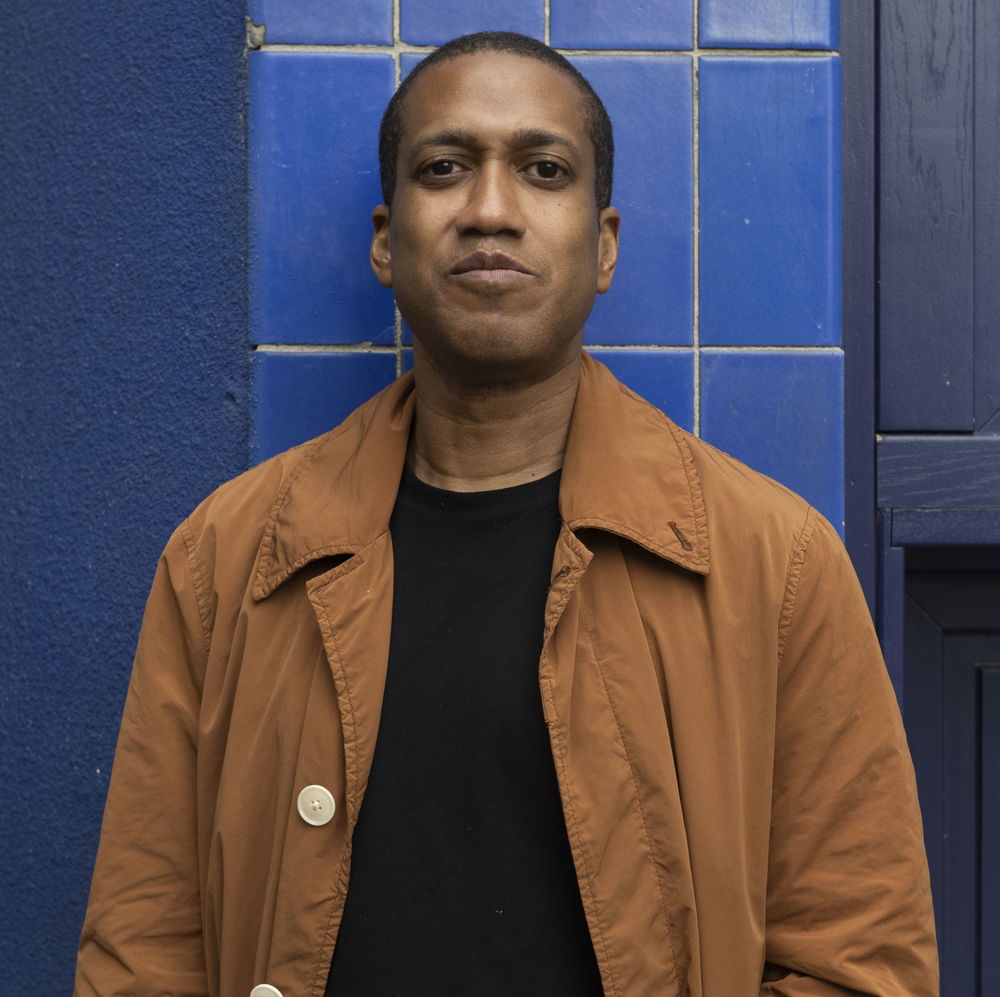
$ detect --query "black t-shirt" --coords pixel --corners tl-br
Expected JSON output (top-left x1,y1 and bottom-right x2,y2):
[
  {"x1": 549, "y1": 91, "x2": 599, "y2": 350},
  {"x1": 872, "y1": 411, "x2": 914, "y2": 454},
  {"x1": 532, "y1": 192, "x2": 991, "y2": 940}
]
[{"x1": 325, "y1": 463, "x2": 604, "y2": 995}]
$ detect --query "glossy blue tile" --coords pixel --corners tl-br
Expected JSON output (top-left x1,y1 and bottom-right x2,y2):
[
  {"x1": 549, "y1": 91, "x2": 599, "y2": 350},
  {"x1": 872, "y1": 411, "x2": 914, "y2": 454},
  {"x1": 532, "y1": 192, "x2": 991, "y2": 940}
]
[
  {"x1": 248, "y1": 0, "x2": 393, "y2": 45},
  {"x1": 252, "y1": 351, "x2": 397, "y2": 462},
  {"x1": 700, "y1": 0, "x2": 838, "y2": 50},
  {"x1": 700, "y1": 350, "x2": 844, "y2": 531},
  {"x1": 400, "y1": 53, "x2": 426, "y2": 80},
  {"x1": 250, "y1": 51, "x2": 396, "y2": 345},
  {"x1": 573, "y1": 57, "x2": 693, "y2": 346},
  {"x1": 551, "y1": 0, "x2": 691, "y2": 50},
  {"x1": 399, "y1": 0, "x2": 544, "y2": 46},
  {"x1": 699, "y1": 57, "x2": 840, "y2": 346},
  {"x1": 590, "y1": 349, "x2": 694, "y2": 431}
]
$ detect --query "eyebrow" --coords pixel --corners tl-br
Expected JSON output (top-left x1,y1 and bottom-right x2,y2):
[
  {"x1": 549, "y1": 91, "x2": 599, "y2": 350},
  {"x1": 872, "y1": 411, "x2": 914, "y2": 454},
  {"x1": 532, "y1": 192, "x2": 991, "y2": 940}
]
[{"x1": 412, "y1": 127, "x2": 581, "y2": 156}]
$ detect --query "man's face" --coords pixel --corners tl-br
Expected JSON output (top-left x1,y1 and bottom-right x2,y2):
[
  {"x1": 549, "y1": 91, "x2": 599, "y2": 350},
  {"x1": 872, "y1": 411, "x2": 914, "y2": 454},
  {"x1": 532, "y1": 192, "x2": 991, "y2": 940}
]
[{"x1": 370, "y1": 51, "x2": 620, "y2": 385}]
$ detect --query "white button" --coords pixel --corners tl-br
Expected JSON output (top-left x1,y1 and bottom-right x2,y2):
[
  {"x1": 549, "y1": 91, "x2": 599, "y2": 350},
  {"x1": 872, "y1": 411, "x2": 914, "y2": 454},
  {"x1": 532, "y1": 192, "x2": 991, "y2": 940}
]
[
  {"x1": 250, "y1": 986, "x2": 282, "y2": 997},
  {"x1": 296, "y1": 784, "x2": 336, "y2": 826}
]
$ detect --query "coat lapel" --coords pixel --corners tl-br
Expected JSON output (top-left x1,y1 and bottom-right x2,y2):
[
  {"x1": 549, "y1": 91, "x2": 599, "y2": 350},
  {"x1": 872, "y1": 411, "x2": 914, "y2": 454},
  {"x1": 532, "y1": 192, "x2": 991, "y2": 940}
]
[{"x1": 305, "y1": 532, "x2": 394, "y2": 831}]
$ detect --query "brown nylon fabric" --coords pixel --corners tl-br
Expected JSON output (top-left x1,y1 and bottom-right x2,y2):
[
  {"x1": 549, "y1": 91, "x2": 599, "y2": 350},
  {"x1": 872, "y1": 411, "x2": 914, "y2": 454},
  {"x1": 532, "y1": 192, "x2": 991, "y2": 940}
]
[{"x1": 76, "y1": 354, "x2": 937, "y2": 996}]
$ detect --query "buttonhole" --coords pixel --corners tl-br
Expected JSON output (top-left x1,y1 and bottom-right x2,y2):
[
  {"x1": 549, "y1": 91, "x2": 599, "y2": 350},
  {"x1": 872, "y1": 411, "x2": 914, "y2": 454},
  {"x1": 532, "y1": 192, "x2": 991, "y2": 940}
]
[{"x1": 667, "y1": 521, "x2": 693, "y2": 551}]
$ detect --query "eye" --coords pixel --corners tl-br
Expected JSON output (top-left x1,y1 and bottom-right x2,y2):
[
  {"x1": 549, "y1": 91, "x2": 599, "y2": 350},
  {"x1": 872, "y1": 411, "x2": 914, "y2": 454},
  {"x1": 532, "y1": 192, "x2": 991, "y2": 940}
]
[
  {"x1": 524, "y1": 160, "x2": 569, "y2": 183},
  {"x1": 426, "y1": 159, "x2": 458, "y2": 176}
]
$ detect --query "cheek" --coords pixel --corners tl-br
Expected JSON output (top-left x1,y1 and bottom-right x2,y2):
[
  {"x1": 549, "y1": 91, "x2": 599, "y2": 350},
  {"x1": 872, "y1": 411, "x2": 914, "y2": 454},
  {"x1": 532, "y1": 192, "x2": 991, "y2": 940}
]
[
  {"x1": 560, "y1": 225, "x2": 602, "y2": 281},
  {"x1": 390, "y1": 210, "x2": 448, "y2": 270}
]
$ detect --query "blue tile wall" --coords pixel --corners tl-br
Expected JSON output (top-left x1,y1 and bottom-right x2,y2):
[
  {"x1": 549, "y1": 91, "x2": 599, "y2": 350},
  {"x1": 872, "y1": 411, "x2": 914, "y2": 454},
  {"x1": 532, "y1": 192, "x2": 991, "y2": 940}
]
[
  {"x1": 253, "y1": 351, "x2": 398, "y2": 462},
  {"x1": 591, "y1": 350, "x2": 695, "y2": 432},
  {"x1": 573, "y1": 57, "x2": 693, "y2": 346},
  {"x1": 250, "y1": 51, "x2": 396, "y2": 345},
  {"x1": 699, "y1": 57, "x2": 841, "y2": 347},
  {"x1": 400, "y1": 0, "x2": 544, "y2": 46},
  {"x1": 352, "y1": 53, "x2": 693, "y2": 351},
  {"x1": 249, "y1": 0, "x2": 393, "y2": 46},
  {"x1": 248, "y1": 1, "x2": 844, "y2": 533},
  {"x1": 700, "y1": 350, "x2": 844, "y2": 528},
  {"x1": 699, "y1": 0, "x2": 838, "y2": 50},
  {"x1": 550, "y1": 0, "x2": 691, "y2": 50}
]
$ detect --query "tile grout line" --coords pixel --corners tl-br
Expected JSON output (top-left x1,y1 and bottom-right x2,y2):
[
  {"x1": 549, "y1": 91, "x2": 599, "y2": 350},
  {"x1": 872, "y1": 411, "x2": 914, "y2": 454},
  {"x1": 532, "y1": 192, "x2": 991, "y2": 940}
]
[
  {"x1": 255, "y1": 344, "x2": 399, "y2": 353},
  {"x1": 254, "y1": 343, "x2": 844, "y2": 354},
  {"x1": 392, "y1": 0, "x2": 403, "y2": 376},
  {"x1": 544, "y1": 0, "x2": 551, "y2": 46},
  {"x1": 692, "y1": 0, "x2": 702, "y2": 436},
  {"x1": 695, "y1": 345, "x2": 844, "y2": 353},
  {"x1": 259, "y1": 44, "x2": 839, "y2": 58}
]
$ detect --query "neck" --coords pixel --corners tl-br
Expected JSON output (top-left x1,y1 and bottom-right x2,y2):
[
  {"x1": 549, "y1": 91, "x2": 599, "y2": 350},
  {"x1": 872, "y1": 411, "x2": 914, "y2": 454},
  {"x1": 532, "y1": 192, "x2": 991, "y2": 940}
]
[{"x1": 408, "y1": 352, "x2": 582, "y2": 492}]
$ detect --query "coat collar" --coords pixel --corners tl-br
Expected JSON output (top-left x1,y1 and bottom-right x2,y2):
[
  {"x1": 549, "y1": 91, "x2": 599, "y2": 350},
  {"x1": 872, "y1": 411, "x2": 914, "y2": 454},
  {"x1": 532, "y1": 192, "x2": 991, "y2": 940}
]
[{"x1": 253, "y1": 351, "x2": 709, "y2": 600}]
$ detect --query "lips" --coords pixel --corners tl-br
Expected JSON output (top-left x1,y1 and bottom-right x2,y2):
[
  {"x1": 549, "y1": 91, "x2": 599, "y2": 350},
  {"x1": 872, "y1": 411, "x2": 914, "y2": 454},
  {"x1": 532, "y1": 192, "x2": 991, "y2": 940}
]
[{"x1": 449, "y1": 250, "x2": 534, "y2": 277}]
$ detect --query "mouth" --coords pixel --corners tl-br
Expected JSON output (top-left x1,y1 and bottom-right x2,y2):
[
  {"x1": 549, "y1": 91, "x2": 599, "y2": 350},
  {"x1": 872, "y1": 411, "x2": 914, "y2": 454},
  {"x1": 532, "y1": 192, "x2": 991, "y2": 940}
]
[{"x1": 449, "y1": 250, "x2": 535, "y2": 284}]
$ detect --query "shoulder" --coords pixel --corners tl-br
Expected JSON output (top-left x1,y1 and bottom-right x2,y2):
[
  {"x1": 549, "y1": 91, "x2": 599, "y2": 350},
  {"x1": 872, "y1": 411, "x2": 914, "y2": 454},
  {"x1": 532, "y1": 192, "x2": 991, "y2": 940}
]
[
  {"x1": 572, "y1": 355, "x2": 836, "y2": 575},
  {"x1": 670, "y1": 426, "x2": 855, "y2": 618},
  {"x1": 182, "y1": 436, "x2": 320, "y2": 556},
  {"x1": 165, "y1": 371, "x2": 414, "y2": 608},
  {"x1": 182, "y1": 372, "x2": 409, "y2": 553},
  {"x1": 637, "y1": 392, "x2": 846, "y2": 586},
  {"x1": 677, "y1": 428, "x2": 816, "y2": 538},
  {"x1": 581, "y1": 352, "x2": 817, "y2": 540}
]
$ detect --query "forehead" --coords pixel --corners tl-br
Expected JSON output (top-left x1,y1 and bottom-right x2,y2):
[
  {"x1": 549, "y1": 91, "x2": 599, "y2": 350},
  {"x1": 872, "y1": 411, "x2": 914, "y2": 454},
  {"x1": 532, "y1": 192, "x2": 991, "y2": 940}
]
[{"x1": 399, "y1": 51, "x2": 591, "y2": 150}]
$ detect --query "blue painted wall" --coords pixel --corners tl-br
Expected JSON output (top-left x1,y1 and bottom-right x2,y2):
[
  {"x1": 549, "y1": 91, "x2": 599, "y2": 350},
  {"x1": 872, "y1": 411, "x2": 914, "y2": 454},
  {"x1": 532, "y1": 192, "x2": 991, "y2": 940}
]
[{"x1": 0, "y1": 1, "x2": 247, "y2": 990}]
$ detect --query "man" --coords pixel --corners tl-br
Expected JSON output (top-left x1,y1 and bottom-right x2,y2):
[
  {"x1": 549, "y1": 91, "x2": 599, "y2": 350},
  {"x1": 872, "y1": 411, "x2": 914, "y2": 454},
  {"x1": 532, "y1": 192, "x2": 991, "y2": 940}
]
[{"x1": 76, "y1": 32, "x2": 937, "y2": 997}]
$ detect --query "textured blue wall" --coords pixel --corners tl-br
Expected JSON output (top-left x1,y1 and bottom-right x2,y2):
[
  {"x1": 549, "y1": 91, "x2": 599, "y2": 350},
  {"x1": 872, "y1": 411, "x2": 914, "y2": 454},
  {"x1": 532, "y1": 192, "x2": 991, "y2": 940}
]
[
  {"x1": 0, "y1": 1, "x2": 247, "y2": 989},
  {"x1": 249, "y1": 0, "x2": 844, "y2": 530}
]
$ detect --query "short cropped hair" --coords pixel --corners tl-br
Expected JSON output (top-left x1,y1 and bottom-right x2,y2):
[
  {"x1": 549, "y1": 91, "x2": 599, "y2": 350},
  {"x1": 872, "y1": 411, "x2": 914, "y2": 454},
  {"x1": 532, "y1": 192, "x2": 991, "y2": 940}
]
[{"x1": 378, "y1": 31, "x2": 614, "y2": 211}]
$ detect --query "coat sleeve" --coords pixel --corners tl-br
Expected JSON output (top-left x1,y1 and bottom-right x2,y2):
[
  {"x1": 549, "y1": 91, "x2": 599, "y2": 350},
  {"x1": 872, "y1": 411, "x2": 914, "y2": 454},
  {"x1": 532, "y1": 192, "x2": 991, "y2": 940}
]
[
  {"x1": 759, "y1": 510, "x2": 938, "y2": 996},
  {"x1": 75, "y1": 521, "x2": 211, "y2": 997}
]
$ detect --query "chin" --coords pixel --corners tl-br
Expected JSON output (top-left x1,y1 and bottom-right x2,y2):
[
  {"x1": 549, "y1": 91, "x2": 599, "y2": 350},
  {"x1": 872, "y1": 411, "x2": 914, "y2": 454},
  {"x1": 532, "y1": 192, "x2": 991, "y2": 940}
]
[{"x1": 417, "y1": 330, "x2": 580, "y2": 389}]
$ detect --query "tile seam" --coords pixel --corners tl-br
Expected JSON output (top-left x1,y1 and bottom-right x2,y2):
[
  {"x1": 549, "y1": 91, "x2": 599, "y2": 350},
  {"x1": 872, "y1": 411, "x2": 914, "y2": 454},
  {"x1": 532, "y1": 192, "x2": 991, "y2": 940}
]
[
  {"x1": 586, "y1": 345, "x2": 695, "y2": 352},
  {"x1": 392, "y1": 0, "x2": 402, "y2": 376},
  {"x1": 258, "y1": 45, "x2": 840, "y2": 58},
  {"x1": 253, "y1": 344, "x2": 844, "y2": 353},
  {"x1": 692, "y1": 0, "x2": 701, "y2": 436},
  {"x1": 699, "y1": 345, "x2": 846, "y2": 353},
  {"x1": 255, "y1": 344, "x2": 399, "y2": 353}
]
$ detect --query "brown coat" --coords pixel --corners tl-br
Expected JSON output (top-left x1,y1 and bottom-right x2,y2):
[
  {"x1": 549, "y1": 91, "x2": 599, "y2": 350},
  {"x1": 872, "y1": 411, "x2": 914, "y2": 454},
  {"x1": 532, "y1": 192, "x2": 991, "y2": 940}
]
[{"x1": 76, "y1": 353, "x2": 937, "y2": 996}]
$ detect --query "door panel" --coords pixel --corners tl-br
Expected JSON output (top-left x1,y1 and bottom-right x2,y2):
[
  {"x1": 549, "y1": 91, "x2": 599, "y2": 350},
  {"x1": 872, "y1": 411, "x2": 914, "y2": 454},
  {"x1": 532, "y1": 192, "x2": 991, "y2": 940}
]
[
  {"x1": 878, "y1": 0, "x2": 999, "y2": 432},
  {"x1": 904, "y1": 556, "x2": 1000, "y2": 995}
]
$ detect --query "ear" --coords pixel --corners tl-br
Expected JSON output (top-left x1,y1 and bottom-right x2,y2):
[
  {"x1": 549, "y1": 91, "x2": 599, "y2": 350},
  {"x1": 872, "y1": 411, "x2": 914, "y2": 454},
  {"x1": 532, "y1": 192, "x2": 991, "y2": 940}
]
[
  {"x1": 370, "y1": 205, "x2": 393, "y2": 288},
  {"x1": 596, "y1": 206, "x2": 621, "y2": 295}
]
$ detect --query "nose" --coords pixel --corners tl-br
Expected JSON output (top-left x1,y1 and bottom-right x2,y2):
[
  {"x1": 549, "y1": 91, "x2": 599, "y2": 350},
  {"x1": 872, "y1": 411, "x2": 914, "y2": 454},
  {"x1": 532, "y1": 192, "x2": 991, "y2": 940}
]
[{"x1": 454, "y1": 162, "x2": 526, "y2": 238}]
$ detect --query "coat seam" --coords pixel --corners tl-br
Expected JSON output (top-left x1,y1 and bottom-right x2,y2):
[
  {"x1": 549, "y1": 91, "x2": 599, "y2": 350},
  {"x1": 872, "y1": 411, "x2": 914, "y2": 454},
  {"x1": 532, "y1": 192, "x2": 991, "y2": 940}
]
[
  {"x1": 306, "y1": 601, "x2": 360, "y2": 997},
  {"x1": 543, "y1": 671, "x2": 621, "y2": 997},
  {"x1": 308, "y1": 840, "x2": 354, "y2": 997},
  {"x1": 581, "y1": 602, "x2": 687, "y2": 996},
  {"x1": 179, "y1": 517, "x2": 213, "y2": 657},
  {"x1": 253, "y1": 433, "x2": 336, "y2": 597},
  {"x1": 776, "y1": 506, "x2": 817, "y2": 671},
  {"x1": 665, "y1": 422, "x2": 710, "y2": 565}
]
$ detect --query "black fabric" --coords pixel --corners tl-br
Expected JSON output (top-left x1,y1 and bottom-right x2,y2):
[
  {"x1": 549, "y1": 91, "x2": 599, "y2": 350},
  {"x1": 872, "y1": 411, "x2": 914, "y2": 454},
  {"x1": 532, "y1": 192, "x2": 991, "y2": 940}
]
[{"x1": 325, "y1": 463, "x2": 603, "y2": 996}]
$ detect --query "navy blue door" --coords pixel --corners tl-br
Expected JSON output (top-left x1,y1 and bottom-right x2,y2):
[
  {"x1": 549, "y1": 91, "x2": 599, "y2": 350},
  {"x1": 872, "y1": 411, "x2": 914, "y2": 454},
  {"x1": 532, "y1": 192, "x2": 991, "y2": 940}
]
[{"x1": 851, "y1": 0, "x2": 1000, "y2": 991}]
